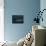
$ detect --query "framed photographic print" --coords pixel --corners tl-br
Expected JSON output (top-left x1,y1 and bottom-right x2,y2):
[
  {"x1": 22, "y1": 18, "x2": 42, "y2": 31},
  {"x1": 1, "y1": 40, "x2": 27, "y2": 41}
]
[{"x1": 12, "y1": 15, "x2": 24, "y2": 24}]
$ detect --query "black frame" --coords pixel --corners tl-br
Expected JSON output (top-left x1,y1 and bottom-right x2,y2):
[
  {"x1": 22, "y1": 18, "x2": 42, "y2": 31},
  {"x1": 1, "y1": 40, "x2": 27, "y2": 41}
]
[{"x1": 12, "y1": 15, "x2": 24, "y2": 24}]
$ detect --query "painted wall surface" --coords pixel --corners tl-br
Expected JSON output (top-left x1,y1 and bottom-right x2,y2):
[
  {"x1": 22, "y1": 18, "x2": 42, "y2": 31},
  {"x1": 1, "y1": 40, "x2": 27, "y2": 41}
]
[
  {"x1": 40, "y1": 0, "x2": 46, "y2": 27},
  {"x1": 4, "y1": 0, "x2": 40, "y2": 42}
]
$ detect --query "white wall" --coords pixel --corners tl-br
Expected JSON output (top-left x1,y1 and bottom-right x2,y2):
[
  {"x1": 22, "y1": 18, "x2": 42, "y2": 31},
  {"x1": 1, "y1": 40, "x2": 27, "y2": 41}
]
[
  {"x1": 40, "y1": 0, "x2": 46, "y2": 26},
  {"x1": 0, "y1": 0, "x2": 4, "y2": 42}
]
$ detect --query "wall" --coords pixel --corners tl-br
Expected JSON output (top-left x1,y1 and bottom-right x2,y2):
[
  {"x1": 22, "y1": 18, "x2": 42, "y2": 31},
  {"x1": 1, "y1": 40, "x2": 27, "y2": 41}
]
[
  {"x1": 4, "y1": 0, "x2": 40, "y2": 42},
  {"x1": 0, "y1": 0, "x2": 4, "y2": 42},
  {"x1": 40, "y1": 0, "x2": 46, "y2": 26}
]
